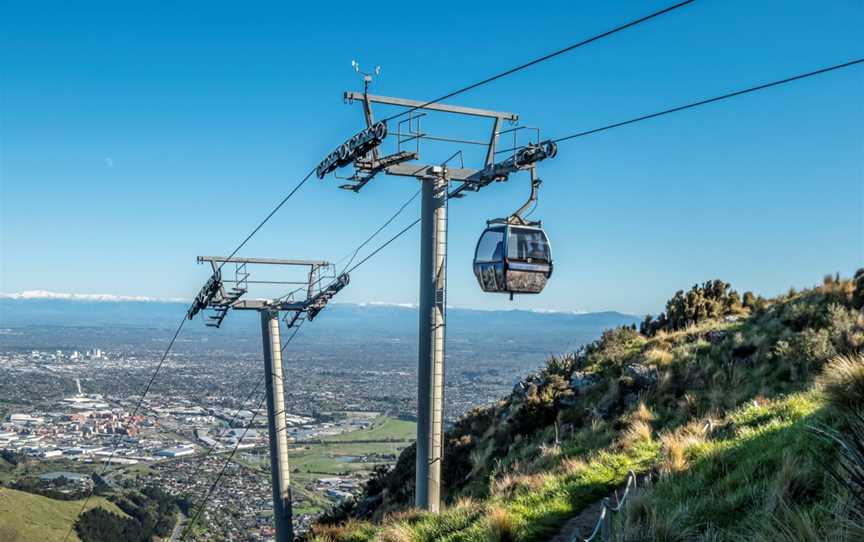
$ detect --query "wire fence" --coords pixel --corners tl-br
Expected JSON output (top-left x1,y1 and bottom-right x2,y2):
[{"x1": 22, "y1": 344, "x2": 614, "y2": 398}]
[
  {"x1": 572, "y1": 470, "x2": 638, "y2": 542},
  {"x1": 572, "y1": 420, "x2": 713, "y2": 541}
]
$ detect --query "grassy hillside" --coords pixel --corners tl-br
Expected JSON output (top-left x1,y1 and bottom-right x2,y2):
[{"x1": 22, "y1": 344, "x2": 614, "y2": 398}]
[
  {"x1": 0, "y1": 487, "x2": 128, "y2": 542},
  {"x1": 309, "y1": 271, "x2": 864, "y2": 541}
]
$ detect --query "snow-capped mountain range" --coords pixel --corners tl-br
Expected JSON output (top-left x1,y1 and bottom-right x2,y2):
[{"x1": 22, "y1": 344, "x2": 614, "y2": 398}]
[
  {"x1": 0, "y1": 291, "x2": 602, "y2": 316},
  {"x1": 0, "y1": 290, "x2": 188, "y2": 303}
]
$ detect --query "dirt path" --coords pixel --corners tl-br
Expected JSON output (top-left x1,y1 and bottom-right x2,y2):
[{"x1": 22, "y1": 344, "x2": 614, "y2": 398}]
[
  {"x1": 549, "y1": 474, "x2": 645, "y2": 542},
  {"x1": 548, "y1": 497, "x2": 606, "y2": 542}
]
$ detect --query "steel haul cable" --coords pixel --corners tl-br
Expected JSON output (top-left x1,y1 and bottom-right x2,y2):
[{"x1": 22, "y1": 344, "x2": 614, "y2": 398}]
[
  {"x1": 61, "y1": 315, "x2": 188, "y2": 542},
  {"x1": 215, "y1": 168, "x2": 316, "y2": 272},
  {"x1": 336, "y1": 58, "x2": 864, "y2": 276},
  {"x1": 492, "y1": 58, "x2": 864, "y2": 155},
  {"x1": 182, "y1": 317, "x2": 306, "y2": 540},
  {"x1": 380, "y1": 0, "x2": 697, "y2": 123},
  {"x1": 180, "y1": 392, "x2": 268, "y2": 541},
  {"x1": 337, "y1": 188, "x2": 422, "y2": 274},
  {"x1": 344, "y1": 218, "x2": 422, "y2": 275},
  {"x1": 63, "y1": 169, "x2": 315, "y2": 541},
  {"x1": 179, "y1": 378, "x2": 266, "y2": 489},
  {"x1": 553, "y1": 58, "x2": 864, "y2": 143},
  {"x1": 291, "y1": 187, "x2": 424, "y2": 301}
]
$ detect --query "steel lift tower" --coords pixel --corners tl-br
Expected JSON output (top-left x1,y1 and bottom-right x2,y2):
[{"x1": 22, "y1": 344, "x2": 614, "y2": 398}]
[
  {"x1": 187, "y1": 256, "x2": 349, "y2": 541},
  {"x1": 317, "y1": 70, "x2": 556, "y2": 512}
]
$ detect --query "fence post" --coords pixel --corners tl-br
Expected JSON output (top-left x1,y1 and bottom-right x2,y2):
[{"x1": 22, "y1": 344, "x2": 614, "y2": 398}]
[{"x1": 601, "y1": 498, "x2": 612, "y2": 541}]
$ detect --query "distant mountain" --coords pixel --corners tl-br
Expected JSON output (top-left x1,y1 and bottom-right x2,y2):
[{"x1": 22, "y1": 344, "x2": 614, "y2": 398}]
[
  {"x1": 0, "y1": 295, "x2": 637, "y2": 334},
  {"x1": 0, "y1": 290, "x2": 186, "y2": 303}
]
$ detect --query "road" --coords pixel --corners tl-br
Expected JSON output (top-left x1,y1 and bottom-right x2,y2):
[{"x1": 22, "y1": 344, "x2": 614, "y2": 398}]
[{"x1": 169, "y1": 511, "x2": 188, "y2": 542}]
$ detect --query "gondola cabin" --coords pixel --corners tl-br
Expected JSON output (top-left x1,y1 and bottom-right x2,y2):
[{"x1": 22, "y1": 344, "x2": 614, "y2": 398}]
[{"x1": 473, "y1": 221, "x2": 552, "y2": 297}]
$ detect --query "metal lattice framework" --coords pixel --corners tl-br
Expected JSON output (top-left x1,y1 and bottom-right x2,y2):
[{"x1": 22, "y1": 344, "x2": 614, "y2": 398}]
[
  {"x1": 315, "y1": 79, "x2": 561, "y2": 514},
  {"x1": 335, "y1": 90, "x2": 557, "y2": 196},
  {"x1": 186, "y1": 256, "x2": 348, "y2": 328},
  {"x1": 185, "y1": 256, "x2": 350, "y2": 542}
]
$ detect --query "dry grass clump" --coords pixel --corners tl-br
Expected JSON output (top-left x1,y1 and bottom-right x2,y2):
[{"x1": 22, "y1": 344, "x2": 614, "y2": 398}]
[
  {"x1": 382, "y1": 508, "x2": 423, "y2": 525},
  {"x1": 634, "y1": 401, "x2": 656, "y2": 423},
  {"x1": 307, "y1": 524, "x2": 343, "y2": 542},
  {"x1": 644, "y1": 346, "x2": 674, "y2": 367},
  {"x1": 521, "y1": 472, "x2": 555, "y2": 492},
  {"x1": 817, "y1": 353, "x2": 864, "y2": 410},
  {"x1": 557, "y1": 456, "x2": 587, "y2": 476},
  {"x1": 490, "y1": 472, "x2": 519, "y2": 496},
  {"x1": 485, "y1": 506, "x2": 518, "y2": 542},
  {"x1": 379, "y1": 522, "x2": 415, "y2": 542},
  {"x1": 619, "y1": 420, "x2": 654, "y2": 450},
  {"x1": 658, "y1": 423, "x2": 708, "y2": 476},
  {"x1": 490, "y1": 468, "x2": 553, "y2": 497},
  {"x1": 309, "y1": 519, "x2": 374, "y2": 542},
  {"x1": 538, "y1": 442, "x2": 561, "y2": 460},
  {"x1": 678, "y1": 392, "x2": 701, "y2": 419},
  {"x1": 452, "y1": 496, "x2": 479, "y2": 511},
  {"x1": 621, "y1": 502, "x2": 698, "y2": 542}
]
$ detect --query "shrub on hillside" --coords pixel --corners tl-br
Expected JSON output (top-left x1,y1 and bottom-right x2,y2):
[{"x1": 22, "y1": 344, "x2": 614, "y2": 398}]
[
  {"x1": 75, "y1": 507, "x2": 145, "y2": 542},
  {"x1": 641, "y1": 280, "x2": 745, "y2": 337},
  {"x1": 585, "y1": 326, "x2": 642, "y2": 366},
  {"x1": 853, "y1": 268, "x2": 864, "y2": 309}
]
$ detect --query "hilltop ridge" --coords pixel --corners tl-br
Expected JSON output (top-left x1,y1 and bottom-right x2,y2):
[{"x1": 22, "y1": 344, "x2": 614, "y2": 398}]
[{"x1": 310, "y1": 270, "x2": 864, "y2": 541}]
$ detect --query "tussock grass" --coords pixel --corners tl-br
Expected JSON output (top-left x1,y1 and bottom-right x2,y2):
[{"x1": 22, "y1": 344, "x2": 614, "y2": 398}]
[
  {"x1": 314, "y1": 274, "x2": 864, "y2": 541},
  {"x1": 309, "y1": 518, "x2": 377, "y2": 542},
  {"x1": 557, "y1": 457, "x2": 587, "y2": 476},
  {"x1": 484, "y1": 506, "x2": 518, "y2": 542},
  {"x1": 619, "y1": 420, "x2": 653, "y2": 451},
  {"x1": 631, "y1": 393, "x2": 836, "y2": 539},
  {"x1": 643, "y1": 346, "x2": 673, "y2": 367},
  {"x1": 634, "y1": 401, "x2": 656, "y2": 423},
  {"x1": 764, "y1": 450, "x2": 820, "y2": 515},
  {"x1": 489, "y1": 472, "x2": 519, "y2": 497},
  {"x1": 380, "y1": 523, "x2": 415, "y2": 542},
  {"x1": 747, "y1": 498, "x2": 864, "y2": 542},
  {"x1": 382, "y1": 508, "x2": 423, "y2": 525},
  {"x1": 658, "y1": 421, "x2": 707, "y2": 476},
  {"x1": 818, "y1": 353, "x2": 864, "y2": 410}
]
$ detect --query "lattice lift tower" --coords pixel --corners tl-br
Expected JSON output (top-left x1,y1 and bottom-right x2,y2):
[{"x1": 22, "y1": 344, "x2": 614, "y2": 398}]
[
  {"x1": 187, "y1": 256, "x2": 349, "y2": 542},
  {"x1": 317, "y1": 66, "x2": 557, "y2": 512}
]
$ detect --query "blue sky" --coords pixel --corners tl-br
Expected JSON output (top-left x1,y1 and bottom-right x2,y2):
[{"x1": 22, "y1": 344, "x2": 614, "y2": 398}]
[{"x1": 1, "y1": 0, "x2": 862, "y2": 316}]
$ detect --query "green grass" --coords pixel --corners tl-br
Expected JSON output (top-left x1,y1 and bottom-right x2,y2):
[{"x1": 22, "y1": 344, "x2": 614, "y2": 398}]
[
  {"x1": 622, "y1": 392, "x2": 847, "y2": 541},
  {"x1": 312, "y1": 395, "x2": 837, "y2": 542},
  {"x1": 0, "y1": 458, "x2": 103, "y2": 485},
  {"x1": 0, "y1": 487, "x2": 128, "y2": 542},
  {"x1": 286, "y1": 415, "x2": 414, "y2": 477},
  {"x1": 229, "y1": 415, "x2": 416, "y2": 518},
  {"x1": 310, "y1": 272, "x2": 864, "y2": 541},
  {"x1": 325, "y1": 415, "x2": 416, "y2": 443},
  {"x1": 310, "y1": 436, "x2": 659, "y2": 542}
]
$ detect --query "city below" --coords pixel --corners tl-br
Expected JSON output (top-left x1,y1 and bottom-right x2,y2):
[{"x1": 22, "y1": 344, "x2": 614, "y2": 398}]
[{"x1": 0, "y1": 298, "x2": 637, "y2": 539}]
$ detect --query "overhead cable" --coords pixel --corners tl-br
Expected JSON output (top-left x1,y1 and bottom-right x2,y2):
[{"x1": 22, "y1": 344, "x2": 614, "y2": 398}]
[
  {"x1": 380, "y1": 0, "x2": 697, "y2": 123},
  {"x1": 62, "y1": 315, "x2": 188, "y2": 542}
]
